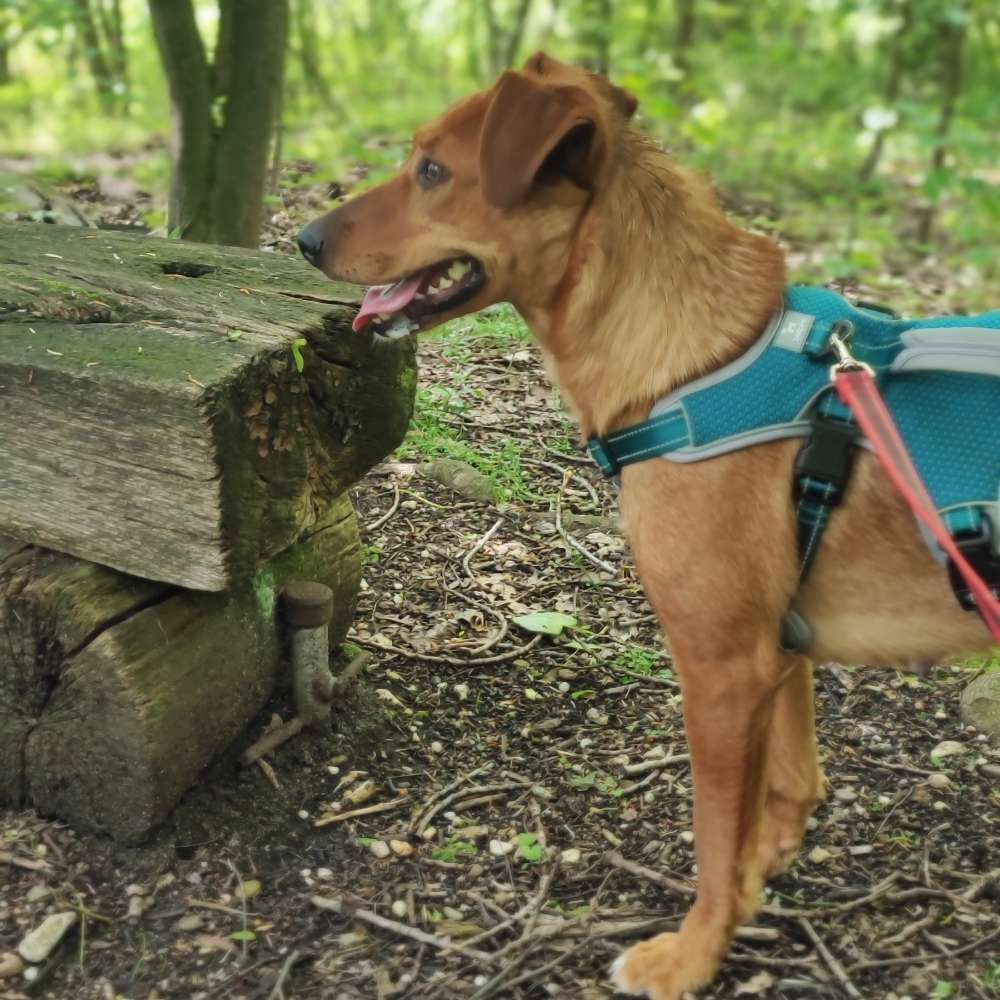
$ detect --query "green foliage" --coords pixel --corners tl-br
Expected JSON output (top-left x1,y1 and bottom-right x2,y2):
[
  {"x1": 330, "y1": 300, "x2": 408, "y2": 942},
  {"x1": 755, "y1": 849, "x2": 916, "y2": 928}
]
[
  {"x1": 512, "y1": 611, "x2": 578, "y2": 636},
  {"x1": 515, "y1": 831, "x2": 544, "y2": 862},
  {"x1": 1, "y1": 0, "x2": 996, "y2": 309},
  {"x1": 432, "y1": 839, "x2": 476, "y2": 862}
]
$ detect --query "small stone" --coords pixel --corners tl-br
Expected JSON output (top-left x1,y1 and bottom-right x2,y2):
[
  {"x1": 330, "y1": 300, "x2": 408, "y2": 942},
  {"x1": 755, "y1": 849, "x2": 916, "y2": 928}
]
[
  {"x1": 235, "y1": 879, "x2": 261, "y2": 901},
  {"x1": 847, "y1": 844, "x2": 873, "y2": 857},
  {"x1": 930, "y1": 740, "x2": 967, "y2": 765},
  {"x1": 489, "y1": 839, "x2": 515, "y2": 857},
  {"x1": 369, "y1": 840, "x2": 391, "y2": 859},
  {"x1": 926, "y1": 772, "x2": 952, "y2": 790},
  {"x1": 560, "y1": 848, "x2": 582, "y2": 865},
  {"x1": 558, "y1": 682, "x2": 570, "y2": 694},
  {"x1": 586, "y1": 708, "x2": 609, "y2": 726},
  {"x1": 25, "y1": 885, "x2": 52, "y2": 903},
  {"x1": 443, "y1": 906, "x2": 464, "y2": 921},
  {"x1": 980, "y1": 763, "x2": 1000, "y2": 779},
  {"x1": 297, "y1": 809, "x2": 310, "y2": 820},
  {"x1": 834, "y1": 786, "x2": 857, "y2": 803},
  {"x1": 391, "y1": 900, "x2": 408, "y2": 918},
  {"x1": 454, "y1": 683, "x2": 470, "y2": 701},
  {"x1": 421, "y1": 826, "x2": 437, "y2": 841},
  {"x1": 17, "y1": 912, "x2": 78, "y2": 963},
  {"x1": 389, "y1": 840, "x2": 414, "y2": 857},
  {"x1": 679, "y1": 831, "x2": 695, "y2": 845},
  {"x1": 344, "y1": 779, "x2": 377, "y2": 805},
  {"x1": 961, "y1": 672, "x2": 1000, "y2": 737},
  {"x1": 933, "y1": 800, "x2": 948, "y2": 812},
  {"x1": 808, "y1": 846, "x2": 834, "y2": 864},
  {"x1": 430, "y1": 741, "x2": 444, "y2": 754},
  {"x1": 0, "y1": 953, "x2": 25, "y2": 979},
  {"x1": 174, "y1": 914, "x2": 203, "y2": 932},
  {"x1": 453, "y1": 825, "x2": 489, "y2": 840}
]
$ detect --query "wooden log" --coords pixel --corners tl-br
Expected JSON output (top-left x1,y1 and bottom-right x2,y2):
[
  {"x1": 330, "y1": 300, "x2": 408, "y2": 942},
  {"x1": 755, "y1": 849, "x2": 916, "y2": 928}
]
[
  {"x1": 0, "y1": 495, "x2": 361, "y2": 842},
  {"x1": 0, "y1": 222, "x2": 415, "y2": 590}
]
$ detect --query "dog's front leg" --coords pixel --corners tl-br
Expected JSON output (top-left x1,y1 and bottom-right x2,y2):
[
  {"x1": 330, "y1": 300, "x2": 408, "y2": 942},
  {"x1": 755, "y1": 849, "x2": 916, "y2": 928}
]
[{"x1": 611, "y1": 640, "x2": 791, "y2": 999}]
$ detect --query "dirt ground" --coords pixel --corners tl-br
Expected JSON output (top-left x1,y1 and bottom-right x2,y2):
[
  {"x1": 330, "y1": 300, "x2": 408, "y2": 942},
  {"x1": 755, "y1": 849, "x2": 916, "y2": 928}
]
[{"x1": 1, "y1": 176, "x2": 999, "y2": 1000}]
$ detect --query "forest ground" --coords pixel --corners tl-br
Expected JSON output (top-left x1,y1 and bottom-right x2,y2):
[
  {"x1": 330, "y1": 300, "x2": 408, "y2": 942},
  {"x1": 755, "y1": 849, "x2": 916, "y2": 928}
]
[{"x1": 1, "y1": 158, "x2": 999, "y2": 1000}]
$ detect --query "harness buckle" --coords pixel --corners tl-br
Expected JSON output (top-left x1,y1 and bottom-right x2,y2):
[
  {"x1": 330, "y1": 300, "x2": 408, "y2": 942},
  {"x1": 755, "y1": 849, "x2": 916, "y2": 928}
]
[
  {"x1": 947, "y1": 516, "x2": 1000, "y2": 612},
  {"x1": 793, "y1": 410, "x2": 860, "y2": 506}
]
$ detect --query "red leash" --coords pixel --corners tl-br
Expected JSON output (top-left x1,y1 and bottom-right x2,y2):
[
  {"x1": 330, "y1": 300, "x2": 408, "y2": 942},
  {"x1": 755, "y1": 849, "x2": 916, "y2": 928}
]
[{"x1": 833, "y1": 362, "x2": 1000, "y2": 642}]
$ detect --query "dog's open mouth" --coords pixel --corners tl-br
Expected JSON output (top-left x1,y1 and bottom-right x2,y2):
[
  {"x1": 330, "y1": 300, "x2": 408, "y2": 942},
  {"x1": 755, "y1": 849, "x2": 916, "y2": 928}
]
[{"x1": 352, "y1": 256, "x2": 486, "y2": 338}]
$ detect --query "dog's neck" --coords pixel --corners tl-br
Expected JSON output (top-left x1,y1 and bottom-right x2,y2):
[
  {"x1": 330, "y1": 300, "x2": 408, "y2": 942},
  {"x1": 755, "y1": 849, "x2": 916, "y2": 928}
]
[{"x1": 517, "y1": 133, "x2": 786, "y2": 438}]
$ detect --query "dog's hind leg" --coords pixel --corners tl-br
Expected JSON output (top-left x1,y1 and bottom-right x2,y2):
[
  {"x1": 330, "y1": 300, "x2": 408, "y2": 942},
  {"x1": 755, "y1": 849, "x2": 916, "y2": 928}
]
[
  {"x1": 755, "y1": 656, "x2": 824, "y2": 881},
  {"x1": 611, "y1": 640, "x2": 791, "y2": 1000}
]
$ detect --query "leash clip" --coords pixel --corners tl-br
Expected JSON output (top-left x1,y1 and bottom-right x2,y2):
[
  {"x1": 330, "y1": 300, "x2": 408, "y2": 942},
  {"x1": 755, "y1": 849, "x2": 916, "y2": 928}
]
[{"x1": 828, "y1": 321, "x2": 874, "y2": 380}]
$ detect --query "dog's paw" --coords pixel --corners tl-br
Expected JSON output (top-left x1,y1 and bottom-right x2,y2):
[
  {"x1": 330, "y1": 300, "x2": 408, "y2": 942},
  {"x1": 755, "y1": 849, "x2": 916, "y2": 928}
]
[{"x1": 609, "y1": 933, "x2": 705, "y2": 999}]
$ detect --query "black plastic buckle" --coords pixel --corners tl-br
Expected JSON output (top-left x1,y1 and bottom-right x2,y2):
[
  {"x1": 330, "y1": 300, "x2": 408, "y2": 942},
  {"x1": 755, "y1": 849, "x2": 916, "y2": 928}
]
[
  {"x1": 794, "y1": 412, "x2": 860, "y2": 506},
  {"x1": 947, "y1": 518, "x2": 1000, "y2": 612}
]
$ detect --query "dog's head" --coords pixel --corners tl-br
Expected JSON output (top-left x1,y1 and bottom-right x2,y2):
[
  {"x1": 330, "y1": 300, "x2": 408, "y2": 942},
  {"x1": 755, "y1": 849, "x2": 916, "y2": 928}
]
[{"x1": 297, "y1": 52, "x2": 638, "y2": 339}]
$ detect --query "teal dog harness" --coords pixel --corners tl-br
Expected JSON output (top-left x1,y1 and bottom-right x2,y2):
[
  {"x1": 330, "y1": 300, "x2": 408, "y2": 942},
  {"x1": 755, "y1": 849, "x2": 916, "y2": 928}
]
[{"x1": 587, "y1": 286, "x2": 1000, "y2": 629}]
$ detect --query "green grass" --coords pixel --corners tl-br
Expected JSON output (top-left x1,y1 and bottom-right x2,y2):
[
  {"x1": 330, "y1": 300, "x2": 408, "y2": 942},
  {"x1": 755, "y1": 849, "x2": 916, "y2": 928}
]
[{"x1": 395, "y1": 306, "x2": 543, "y2": 502}]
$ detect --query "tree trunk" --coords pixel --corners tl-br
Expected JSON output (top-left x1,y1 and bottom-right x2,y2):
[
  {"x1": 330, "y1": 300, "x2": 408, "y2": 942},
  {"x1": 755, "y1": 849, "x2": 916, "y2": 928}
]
[
  {"x1": 0, "y1": 41, "x2": 9, "y2": 86},
  {"x1": 148, "y1": 0, "x2": 289, "y2": 248},
  {"x1": 96, "y1": 0, "x2": 128, "y2": 95},
  {"x1": 1, "y1": 494, "x2": 361, "y2": 842},
  {"x1": 916, "y1": 12, "x2": 967, "y2": 244},
  {"x1": 70, "y1": 0, "x2": 117, "y2": 114},
  {"x1": 673, "y1": 0, "x2": 696, "y2": 72},
  {"x1": 504, "y1": 0, "x2": 534, "y2": 68},
  {"x1": 294, "y1": 0, "x2": 341, "y2": 114},
  {"x1": 209, "y1": 0, "x2": 287, "y2": 247},
  {"x1": 148, "y1": 0, "x2": 214, "y2": 239},
  {"x1": 0, "y1": 222, "x2": 416, "y2": 591},
  {"x1": 858, "y1": 0, "x2": 914, "y2": 183}
]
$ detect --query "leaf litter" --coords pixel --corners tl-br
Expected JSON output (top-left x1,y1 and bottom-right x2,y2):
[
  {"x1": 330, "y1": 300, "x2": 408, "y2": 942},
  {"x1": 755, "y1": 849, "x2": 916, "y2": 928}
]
[{"x1": 1, "y1": 187, "x2": 998, "y2": 1000}]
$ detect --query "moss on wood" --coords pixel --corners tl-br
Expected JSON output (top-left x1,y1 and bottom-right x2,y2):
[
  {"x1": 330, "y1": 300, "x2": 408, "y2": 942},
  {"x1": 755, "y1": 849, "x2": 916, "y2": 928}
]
[
  {"x1": 1, "y1": 495, "x2": 361, "y2": 841},
  {"x1": 0, "y1": 223, "x2": 415, "y2": 590}
]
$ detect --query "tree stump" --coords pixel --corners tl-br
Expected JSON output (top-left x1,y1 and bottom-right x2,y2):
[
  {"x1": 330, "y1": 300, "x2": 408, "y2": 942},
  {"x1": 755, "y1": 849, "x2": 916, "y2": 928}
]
[
  {"x1": 0, "y1": 223, "x2": 415, "y2": 839},
  {"x1": 0, "y1": 222, "x2": 416, "y2": 590}
]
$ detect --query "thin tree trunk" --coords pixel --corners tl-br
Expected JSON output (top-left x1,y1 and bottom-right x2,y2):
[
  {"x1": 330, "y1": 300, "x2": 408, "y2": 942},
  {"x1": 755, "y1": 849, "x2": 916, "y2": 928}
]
[
  {"x1": 0, "y1": 42, "x2": 9, "y2": 86},
  {"x1": 100, "y1": 0, "x2": 127, "y2": 92},
  {"x1": 148, "y1": 0, "x2": 214, "y2": 239},
  {"x1": 71, "y1": 0, "x2": 116, "y2": 113},
  {"x1": 294, "y1": 0, "x2": 340, "y2": 114},
  {"x1": 916, "y1": 13, "x2": 967, "y2": 243},
  {"x1": 858, "y1": 0, "x2": 914, "y2": 182},
  {"x1": 208, "y1": 0, "x2": 288, "y2": 248},
  {"x1": 673, "y1": 0, "x2": 696, "y2": 74},
  {"x1": 503, "y1": 0, "x2": 534, "y2": 68},
  {"x1": 484, "y1": 0, "x2": 502, "y2": 77},
  {"x1": 596, "y1": 0, "x2": 611, "y2": 73}
]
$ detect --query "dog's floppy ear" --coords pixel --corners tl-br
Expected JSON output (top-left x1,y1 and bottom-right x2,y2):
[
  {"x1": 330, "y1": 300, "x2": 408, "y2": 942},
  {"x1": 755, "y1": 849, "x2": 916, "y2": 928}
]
[{"x1": 479, "y1": 70, "x2": 604, "y2": 211}]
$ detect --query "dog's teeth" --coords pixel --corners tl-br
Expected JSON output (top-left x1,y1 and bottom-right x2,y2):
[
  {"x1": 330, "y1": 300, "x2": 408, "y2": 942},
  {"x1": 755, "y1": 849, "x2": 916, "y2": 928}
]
[
  {"x1": 448, "y1": 261, "x2": 470, "y2": 280},
  {"x1": 437, "y1": 277, "x2": 454, "y2": 290}
]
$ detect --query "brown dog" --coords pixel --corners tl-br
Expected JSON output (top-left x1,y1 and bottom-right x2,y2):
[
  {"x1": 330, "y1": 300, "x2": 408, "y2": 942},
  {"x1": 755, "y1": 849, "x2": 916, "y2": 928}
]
[{"x1": 298, "y1": 53, "x2": 994, "y2": 999}]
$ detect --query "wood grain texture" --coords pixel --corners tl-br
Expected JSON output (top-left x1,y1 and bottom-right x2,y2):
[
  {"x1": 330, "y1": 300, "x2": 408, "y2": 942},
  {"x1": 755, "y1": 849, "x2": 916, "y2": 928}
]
[
  {"x1": 1, "y1": 495, "x2": 360, "y2": 841},
  {"x1": 0, "y1": 223, "x2": 416, "y2": 589}
]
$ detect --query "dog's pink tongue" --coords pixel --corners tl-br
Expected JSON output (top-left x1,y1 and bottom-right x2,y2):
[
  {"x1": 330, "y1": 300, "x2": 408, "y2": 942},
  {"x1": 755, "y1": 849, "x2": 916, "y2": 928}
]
[{"x1": 353, "y1": 274, "x2": 423, "y2": 331}]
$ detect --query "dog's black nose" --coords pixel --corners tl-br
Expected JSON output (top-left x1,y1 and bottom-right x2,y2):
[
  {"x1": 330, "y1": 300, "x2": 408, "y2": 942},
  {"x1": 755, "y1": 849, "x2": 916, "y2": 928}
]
[{"x1": 297, "y1": 220, "x2": 325, "y2": 268}]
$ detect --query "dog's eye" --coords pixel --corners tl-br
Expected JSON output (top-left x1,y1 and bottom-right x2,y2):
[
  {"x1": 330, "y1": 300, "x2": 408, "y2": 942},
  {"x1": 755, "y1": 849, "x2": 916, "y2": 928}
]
[{"x1": 417, "y1": 158, "x2": 450, "y2": 189}]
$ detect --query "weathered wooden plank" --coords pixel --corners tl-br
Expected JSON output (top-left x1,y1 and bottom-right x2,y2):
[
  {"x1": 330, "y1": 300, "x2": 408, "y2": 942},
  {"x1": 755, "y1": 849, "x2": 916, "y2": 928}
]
[
  {"x1": 1, "y1": 495, "x2": 361, "y2": 841},
  {"x1": 0, "y1": 223, "x2": 415, "y2": 590}
]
